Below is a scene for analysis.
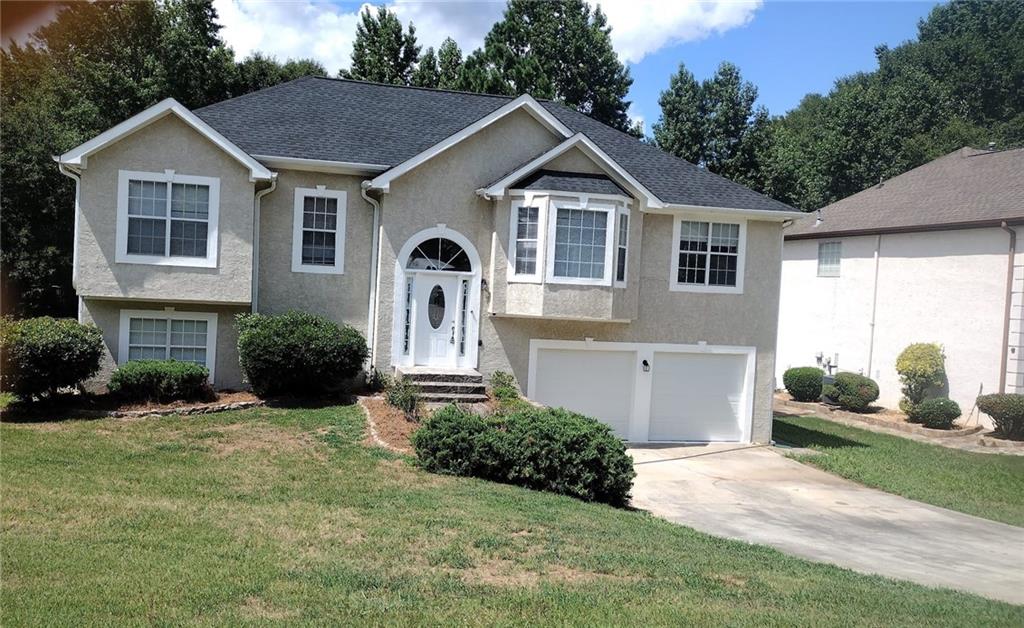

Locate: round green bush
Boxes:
[895,343,945,414]
[0,316,104,399]
[783,366,824,402]
[977,394,1024,439]
[907,397,960,429]
[823,372,879,412]
[108,360,211,402]
[236,311,368,397]
[411,405,491,476]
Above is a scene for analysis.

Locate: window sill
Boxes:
[115,254,217,269]
[507,275,543,284]
[669,283,743,295]
[291,263,345,275]
[546,275,612,287]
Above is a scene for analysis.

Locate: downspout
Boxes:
[999,222,1017,393]
[361,182,382,369]
[57,162,83,321]
[251,174,278,313]
[866,233,882,378]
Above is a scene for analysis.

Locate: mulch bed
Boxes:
[774,393,985,438]
[1,390,264,421]
[359,395,419,453]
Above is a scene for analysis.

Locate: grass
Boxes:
[774,415,1024,527]
[2,404,1021,626]
[0,392,15,411]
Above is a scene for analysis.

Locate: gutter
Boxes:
[999,221,1017,393]
[251,174,278,312]
[56,161,83,290]
[866,234,882,378]
[361,182,382,370]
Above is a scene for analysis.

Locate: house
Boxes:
[56,76,803,443]
[776,147,1024,424]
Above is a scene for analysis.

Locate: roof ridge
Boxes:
[307,75,527,101]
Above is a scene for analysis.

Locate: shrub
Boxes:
[236,311,368,396]
[895,343,945,414]
[108,360,211,402]
[386,377,420,419]
[783,367,824,402]
[908,397,961,429]
[413,405,635,506]
[0,316,104,399]
[977,394,1024,439]
[489,370,520,401]
[823,372,879,412]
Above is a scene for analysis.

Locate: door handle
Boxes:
[450,323,456,344]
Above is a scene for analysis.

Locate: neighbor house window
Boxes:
[292,187,347,274]
[118,310,218,379]
[615,211,629,284]
[817,241,841,277]
[512,205,540,277]
[547,204,614,284]
[671,218,745,293]
[116,170,220,268]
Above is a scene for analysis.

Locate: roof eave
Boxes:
[650,203,809,221]
[785,217,1024,240]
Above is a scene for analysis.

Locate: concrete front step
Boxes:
[419,392,490,404]
[415,381,487,396]
[396,366,484,384]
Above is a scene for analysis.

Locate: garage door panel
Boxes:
[649,352,746,442]
[532,348,635,438]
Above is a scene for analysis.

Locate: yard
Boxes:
[773,415,1024,527]
[2,403,1021,626]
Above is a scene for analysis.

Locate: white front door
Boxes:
[413,274,460,367]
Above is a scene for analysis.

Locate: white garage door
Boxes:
[649,351,747,441]
[530,348,636,438]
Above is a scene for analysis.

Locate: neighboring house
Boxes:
[57,76,802,443]
[777,147,1024,424]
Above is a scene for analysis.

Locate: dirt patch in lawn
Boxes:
[360,395,418,453]
[463,557,636,588]
[189,422,324,459]
[240,596,298,621]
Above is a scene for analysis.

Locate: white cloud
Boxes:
[213,0,761,73]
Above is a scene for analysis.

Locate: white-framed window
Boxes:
[670,217,746,294]
[614,209,629,286]
[509,202,542,281]
[292,186,347,274]
[817,241,841,277]
[115,170,220,268]
[117,310,218,380]
[545,200,616,285]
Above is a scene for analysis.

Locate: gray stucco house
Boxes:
[57,76,802,443]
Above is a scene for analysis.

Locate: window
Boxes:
[402,277,413,355]
[512,205,540,277]
[817,241,841,277]
[458,279,469,356]
[292,187,347,274]
[118,310,217,379]
[671,217,745,293]
[116,170,219,268]
[548,204,614,283]
[615,211,629,284]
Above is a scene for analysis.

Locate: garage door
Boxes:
[530,347,636,438]
[649,351,747,441]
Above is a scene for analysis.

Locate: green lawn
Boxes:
[2,404,1021,626]
[773,415,1024,527]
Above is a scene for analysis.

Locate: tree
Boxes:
[341,6,420,85]
[234,53,327,93]
[411,47,439,88]
[436,37,464,89]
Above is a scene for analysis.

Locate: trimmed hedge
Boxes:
[824,372,879,412]
[907,397,961,429]
[0,317,104,399]
[783,366,824,402]
[236,311,368,396]
[895,343,945,414]
[108,360,211,402]
[977,394,1024,439]
[412,405,635,506]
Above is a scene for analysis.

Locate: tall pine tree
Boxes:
[341,6,420,85]
[436,38,464,90]
[411,47,439,87]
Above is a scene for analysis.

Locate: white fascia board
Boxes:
[252,154,389,176]
[649,203,808,221]
[479,133,663,208]
[367,95,573,192]
[57,98,274,182]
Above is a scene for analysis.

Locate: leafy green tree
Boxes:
[436,37,464,89]
[234,53,327,93]
[341,6,420,85]
[412,47,439,88]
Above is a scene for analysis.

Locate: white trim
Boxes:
[614,206,630,288]
[115,169,220,268]
[506,196,545,284]
[368,95,572,192]
[544,198,617,286]
[479,133,661,208]
[527,338,756,443]
[291,186,347,274]
[253,155,389,176]
[117,309,218,382]
[651,203,807,221]
[58,98,273,182]
[510,189,632,205]
[669,215,747,295]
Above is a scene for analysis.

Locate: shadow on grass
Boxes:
[773,418,868,450]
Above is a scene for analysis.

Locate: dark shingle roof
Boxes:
[196,76,794,213]
[786,147,1024,239]
[512,170,629,197]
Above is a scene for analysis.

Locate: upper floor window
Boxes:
[670,217,746,294]
[513,205,540,278]
[116,170,220,268]
[292,187,347,274]
[817,241,841,277]
[547,202,616,285]
[615,210,629,285]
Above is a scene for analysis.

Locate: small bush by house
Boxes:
[907,397,961,429]
[895,343,945,414]
[977,394,1024,440]
[412,405,635,506]
[783,366,824,402]
[386,377,421,419]
[0,317,104,400]
[490,370,520,401]
[824,372,879,412]
[108,360,211,402]
[236,311,368,397]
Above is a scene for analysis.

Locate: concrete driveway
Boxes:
[629,444,1024,605]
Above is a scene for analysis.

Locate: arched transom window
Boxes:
[406,237,471,272]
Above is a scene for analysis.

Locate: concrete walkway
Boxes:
[629,444,1024,605]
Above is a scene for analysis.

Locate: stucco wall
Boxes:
[77,115,255,303]
[777,227,1015,426]
[255,169,373,336]
[80,298,247,390]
